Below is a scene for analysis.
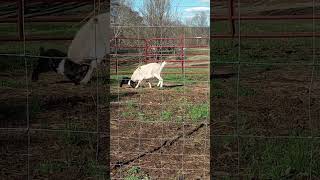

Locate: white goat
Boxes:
[128,61,167,88]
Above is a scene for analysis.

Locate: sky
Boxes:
[131,0,210,26]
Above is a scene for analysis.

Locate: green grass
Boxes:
[186,55,209,61]
[124,166,150,180]
[0,79,26,88]
[173,86,186,93]
[84,160,107,178]
[161,111,173,121]
[187,103,209,122]
[241,138,313,179]
[62,122,96,146]
[212,89,225,98]
[36,160,106,178]
[121,100,137,117]
[29,96,44,126]
[36,161,67,175]
[238,86,257,97]
[0,23,17,36]
[211,38,314,64]
[0,23,74,54]
[212,20,315,34]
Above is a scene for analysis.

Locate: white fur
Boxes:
[129,61,167,88]
[56,59,65,75]
[68,12,110,84]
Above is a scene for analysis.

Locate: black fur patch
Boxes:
[63,59,90,85]
[32,47,66,81]
[32,47,90,85]
[120,77,136,88]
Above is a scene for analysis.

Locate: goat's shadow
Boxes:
[162,84,184,88]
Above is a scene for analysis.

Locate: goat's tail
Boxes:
[159,61,167,72]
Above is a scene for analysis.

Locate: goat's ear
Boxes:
[39,47,45,55]
[119,79,126,87]
[129,80,135,88]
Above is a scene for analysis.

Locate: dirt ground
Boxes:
[0,64,210,179]
[1,57,320,178]
[211,64,320,178]
[110,81,210,179]
[0,69,108,179]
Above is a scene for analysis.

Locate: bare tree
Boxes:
[111,0,143,49]
[139,0,182,39]
[190,11,209,27]
[140,0,172,27]
[186,11,209,38]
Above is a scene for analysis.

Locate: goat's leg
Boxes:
[156,78,161,87]
[147,81,152,88]
[135,80,142,88]
[154,74,163,88]
[155,76,161,87]
[80,62,95,84]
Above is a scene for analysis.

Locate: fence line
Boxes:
[211,0,319,38]
[111,36,209,74]
[211,0,319,177]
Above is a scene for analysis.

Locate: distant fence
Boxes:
[0,0,106,41]
[110,36,210,75]
[211,0,320,39]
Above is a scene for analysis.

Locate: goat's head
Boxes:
[63,59,90,85]
[120,77,136,88]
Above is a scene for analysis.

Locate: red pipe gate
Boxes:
[110,36,209,75]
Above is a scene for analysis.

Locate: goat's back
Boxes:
[131,63,161,81]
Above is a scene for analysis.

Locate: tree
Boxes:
[111,0,143,35]
[140,0,173,27]
[186,11,209,38]
[190,11,209,27]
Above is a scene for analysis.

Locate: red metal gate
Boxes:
[110,36,209,75]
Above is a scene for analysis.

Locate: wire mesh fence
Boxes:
[110,31,210,179]
[211,0,320,178]
[110,1,210,179]
[0,0,109,179]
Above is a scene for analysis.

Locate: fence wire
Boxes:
[211,0,319,179]
[0,0,109,179]
[110,1,210,178]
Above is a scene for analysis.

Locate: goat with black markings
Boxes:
[120,61,167,89]
[32,47,90,85]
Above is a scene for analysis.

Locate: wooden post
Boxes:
[228,0,235,38]
[17,0,24,41]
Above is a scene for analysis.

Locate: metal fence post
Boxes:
[144,39,148,63]
[180,35,184,73]
[115,37,118,74]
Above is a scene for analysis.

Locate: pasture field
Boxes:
[0,19,210,178]
[1,1,320,178]
[109,46,210,178]
[212,23,320,180]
